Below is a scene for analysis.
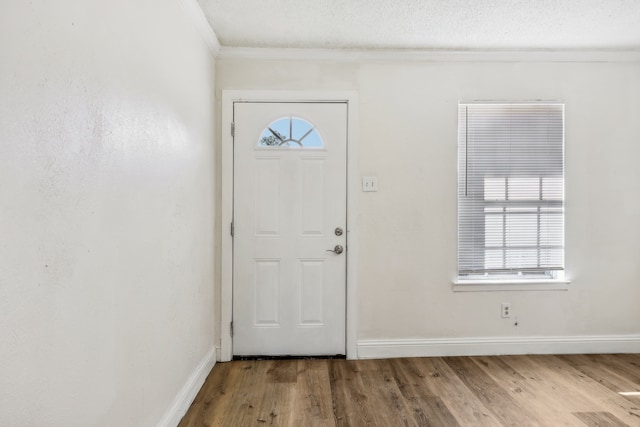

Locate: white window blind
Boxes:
[458,103,564,278]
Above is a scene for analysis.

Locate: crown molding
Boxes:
[178,0,220,56]
[217,46,640,63]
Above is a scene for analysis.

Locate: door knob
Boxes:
[326,245,344,255]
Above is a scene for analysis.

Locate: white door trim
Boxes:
[220,90,359,361]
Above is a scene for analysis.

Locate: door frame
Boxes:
[220,90,359,361]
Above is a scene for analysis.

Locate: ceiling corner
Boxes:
[179,0,221,56]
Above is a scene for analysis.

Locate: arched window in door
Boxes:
[257,116,324,148]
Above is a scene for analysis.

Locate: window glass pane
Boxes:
[508,177,540,200]
[505,249,537,268]
[291,117,308,140]
[505,214,537,246]
[484,178,506,200]
[540,213,564,246]
[539,248,564,267]
[485,215,504,247]
[542,177,564,200]
[299,129,323,148]
[258,128,284,146]
[270,119,290,140]
[484,249,504,269]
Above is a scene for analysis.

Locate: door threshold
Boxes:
[232,354,346,361]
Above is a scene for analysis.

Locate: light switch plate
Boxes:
[362,176,378,192]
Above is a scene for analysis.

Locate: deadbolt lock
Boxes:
[334,227,343,236]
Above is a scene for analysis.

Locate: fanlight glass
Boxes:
[258,117,324,148]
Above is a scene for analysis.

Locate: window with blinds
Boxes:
[458,103,564,280]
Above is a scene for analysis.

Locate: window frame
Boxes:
[455,101,568,290]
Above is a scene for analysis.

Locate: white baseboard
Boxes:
[157,347,216,427]
[357,335,640,359]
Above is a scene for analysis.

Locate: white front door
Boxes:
[233,102,347,356]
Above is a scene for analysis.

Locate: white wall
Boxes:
[217,57,640,355]
[0,1,216,425]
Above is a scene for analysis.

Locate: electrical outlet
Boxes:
[362,176,378,192]
[501,303,511,318]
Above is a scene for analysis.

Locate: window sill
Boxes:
[452,279,570,292]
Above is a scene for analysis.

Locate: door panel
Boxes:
[233,102,347,356]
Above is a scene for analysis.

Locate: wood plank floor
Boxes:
[178,354,640,427]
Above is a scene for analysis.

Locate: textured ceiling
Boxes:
[197,0,640,50]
